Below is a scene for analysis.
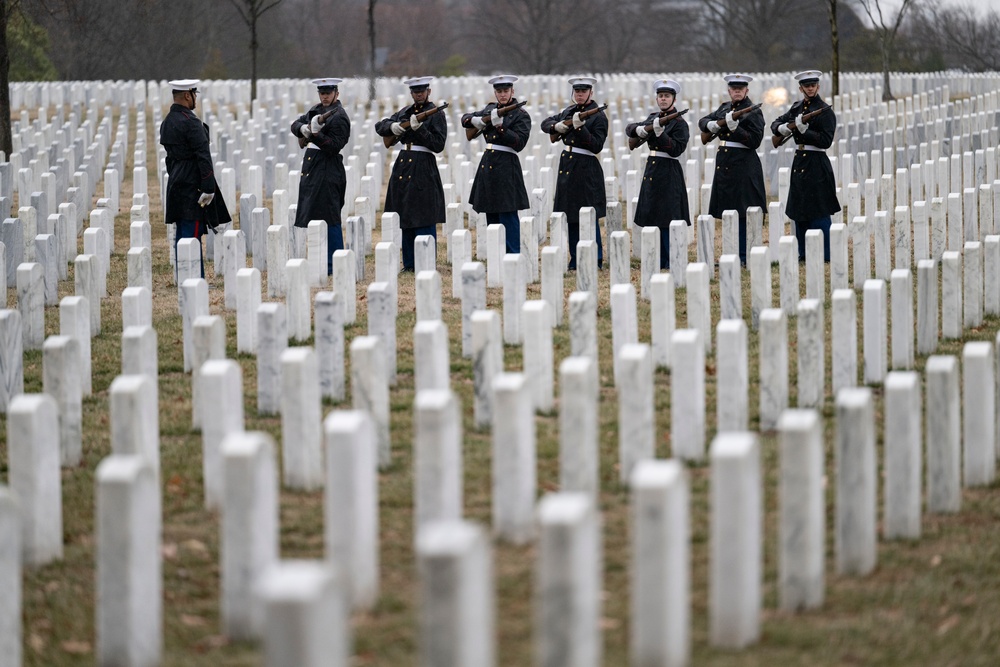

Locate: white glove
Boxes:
[554,121,570,134]
[707,120,721,134]
[409,114,422,131]
[795,116,810,133]
[778,122,794,137]
[572,112,585,129]
[197,192,215,207]
[310,115,323,133]
[724,110,740,131]
[299,123,312,138]
[391,122,405,137]
[490,108,502,126]
[652,120,665,137]
[636,125,648,139]
[471,116,487,130]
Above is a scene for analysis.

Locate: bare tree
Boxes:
[827,0,839,95]
[909,3,1000,71]
[699,0,809,71]
[225,0,285,101]
[0,0,12,156]
[465,0,606,74]
[855,0,917,100]
[367,0,376,105]
[25,0,209,80]
[591,1,654,72]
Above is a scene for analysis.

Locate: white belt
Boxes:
[563,146,596,157]
[721,141,749,149]
[485,143,516,155]
[648,150,678,160]
[404,144,433,154]
[796,145,826,152]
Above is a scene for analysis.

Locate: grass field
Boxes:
[3,107,1000,666]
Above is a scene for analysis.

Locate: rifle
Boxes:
[297,108,337,149]
[382,101,450,149]
[465,100,528,141]
[627,108,689,151]
[548,103,609,144]
[699,102,762,145]
[770,105,832,148]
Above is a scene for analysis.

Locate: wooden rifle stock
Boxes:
[699,102,763,145]
[548,103,609,143]
[382,101,450,149]
[627,108,689,151]
[297,109,337,148]
[770,105,832,148]
[465,100,528,141]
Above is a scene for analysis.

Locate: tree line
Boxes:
[7,0,1000,84]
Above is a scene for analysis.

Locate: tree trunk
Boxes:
[828,0,840,96]
[881,41,893,101]
[0,0,12,157]
[368,0,376,107]
[251,15,258,102]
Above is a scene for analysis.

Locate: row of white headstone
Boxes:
[162,199,1000,664]
[4,249,996,666]
[5,74,1000,664]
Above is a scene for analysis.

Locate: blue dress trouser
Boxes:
[794,215,832,261]
[174,220,204,280]
[566,218,603,269]
[402,225,437,270]
[487,212,520,253]
[328,223,344,275]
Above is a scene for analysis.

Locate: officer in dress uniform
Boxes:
[542,76,608,270]
[698,73,767,265]
[160,79,231,278]
[374,76,447,271]
[625,78,690,269]
[461,75,531,253]
[771,70,841,261]
[292,78,351,274]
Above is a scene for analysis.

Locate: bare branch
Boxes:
[258,0,283,18]
[224,0,251,26]
[911,3,1000,71]
[890,0,915,35]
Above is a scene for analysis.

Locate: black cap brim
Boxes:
[799,79,820,86]
[409,85,430,92]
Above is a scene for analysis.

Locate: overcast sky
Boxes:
[975,0,1000,12]
[854,0,1000,26]
[870,0,1000,16]
[936,0,1000,13]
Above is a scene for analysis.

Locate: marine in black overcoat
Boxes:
[698,99,767,222]
[160,103,231,232]
[626,112,690,229]
[374,102,447,229]
[770,97,841,221]
[542,100,608,225]
[291,100,351,228]
[462,101,531,214]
